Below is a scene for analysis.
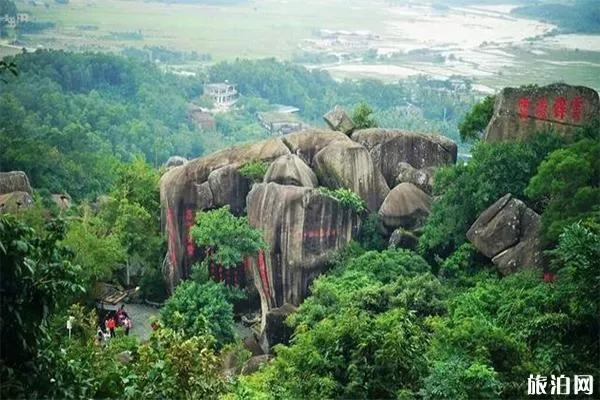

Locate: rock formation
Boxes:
[0,191,33,214]
[51,193,72,210]
[484,83,600,142]
[378,182,431,232]
[351,129,457,188]
[323,105,355,135]
[0,171,33,195]
[394,162,435,194]
[264,154,317,188]
[160,128,457,351]
[164,156,188,168]
[388,228,419,251]
[313,140,389,211]
[247,182,360,344]
[466,194,542,275]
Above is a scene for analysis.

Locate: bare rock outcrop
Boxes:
[351,129,457,188]
[467,194,542,275]
[207,165,250,214]
[164,156,188,168]
[323,106,355,135]
[51,193,72,210]
[394,162,435,194]
[264,154,317,188]
[246,182,360,350]
[281,129,352,167]
[484,83,600,142]
[314,140,389,211]
[0,191,34,214]
[160,138,291,293]
[0,171,33,195]
[259,303,297,354]
[378,182,431,231]
[388,228,419,251]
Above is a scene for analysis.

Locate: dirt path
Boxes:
[125,303,160,341]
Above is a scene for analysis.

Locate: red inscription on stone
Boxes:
[518,97,530,120]
[184,209,195,257]
[535,97,548,120]
[257,250,270,298]
[571,96,583,122]
[166,208,178,267]
[301,228,338,239]
[553,96,567,121]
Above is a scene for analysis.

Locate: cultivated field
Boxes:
[11,0,600,91]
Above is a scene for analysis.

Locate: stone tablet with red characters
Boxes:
[484,83,599,142]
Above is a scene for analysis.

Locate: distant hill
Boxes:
[512,0,600,34]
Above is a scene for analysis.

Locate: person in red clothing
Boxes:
[106,317,116,338]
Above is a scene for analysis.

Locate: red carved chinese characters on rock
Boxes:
[185,209,195,257]
[166,209,178,267]
[535,97,548,120]
[518,97,530,120]
[553,96,567,121]
[571,96,583,122]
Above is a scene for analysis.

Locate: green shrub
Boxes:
[318,187,366,213]
[160,280,236,349]
[239,160,269,183]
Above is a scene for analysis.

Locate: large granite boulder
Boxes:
[314,140,390,211]
[388,228,419,251]
[281,129,353,167]
[51,193,72,210]
[160,138,291,293]
[0,191,33,214]
[208,165,250,215]
[0,171,32,195]
[351,129,457,188]
[484,83,600,142]
[259,303,297,354]
[264,154,318,188]
[323,105,355,135]
[467,194,542,275]
[246,182,360,350]
[164,156,188,168]
[394,162,435,194]
[378,183,431,231]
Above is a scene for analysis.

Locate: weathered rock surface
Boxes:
[467,194,542,275]
[0,191,33,214]
[351,129,457,188]
[51,193,72,210]
[314,140,389,211]
[282,129,352,167]
[241,354,274,375]
[394,162,435,194]
[0,171,33,195]
[323,105,355,135]
[388,228,419,251]
[264,154,318,188]
[159,129,457,351]
[160,138,291,293]
[484,83,600,142]
[164,156,188,168]
[259,303,297,354]
[208,165,250,214]
[378,183,431,231]
[247,182,360,307]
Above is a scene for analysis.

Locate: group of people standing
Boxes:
[96,304,132,346]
